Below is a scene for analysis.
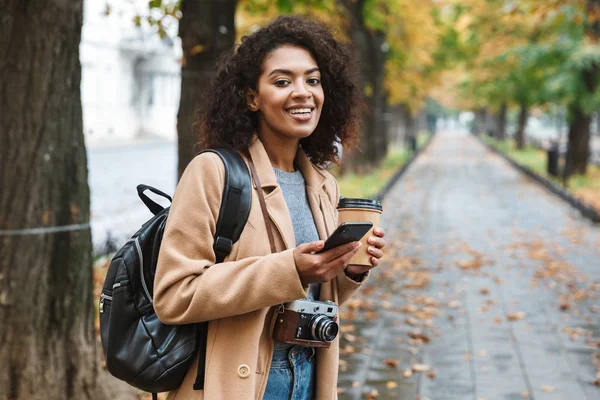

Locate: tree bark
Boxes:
[339,0,388,173]
[566,104,591,175]
[495,102,507,140]
[565,0,600,174]
[177,0,237,179]
[0,1,106,399]
[515,103,528,149]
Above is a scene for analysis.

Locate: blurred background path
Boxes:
[87,138,177,251]
[337,129,600,400]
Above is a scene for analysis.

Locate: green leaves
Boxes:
[149,0,162,9]
[276,0,294,13]
[363,0,387,32]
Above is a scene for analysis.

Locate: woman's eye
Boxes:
[307,78,320,85]
[274,80,290,86]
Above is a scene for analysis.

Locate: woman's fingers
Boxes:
[367,236,385,249]
[320,241,361,262]
[373,227,386,237]
[367,246,384,259]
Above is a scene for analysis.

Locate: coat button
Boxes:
[237,364,251,378]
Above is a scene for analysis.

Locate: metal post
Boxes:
[547,141,560,177]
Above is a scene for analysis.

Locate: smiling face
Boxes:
[246,45,325,144]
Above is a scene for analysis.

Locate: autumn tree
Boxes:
[385,0,442,142]
[0,1,109,398]
[563,0,600,174]
[436,0,542,145]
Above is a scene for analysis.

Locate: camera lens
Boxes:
[310,315,339,343]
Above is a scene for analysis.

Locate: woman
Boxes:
[154,15,386,400]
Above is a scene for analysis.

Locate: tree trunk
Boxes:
[565,1,600,175]
[0,1,106,399]
[566,104,591,175]
[496,102,507,140]
[340,0,388,173]
[472,108,486,135]
[387,105,404,146]
[403,104,417,145]
[515,103,528,149]
[177,0,237,179]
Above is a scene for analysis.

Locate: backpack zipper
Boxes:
[134,237,153,303]
[99,293,112,314]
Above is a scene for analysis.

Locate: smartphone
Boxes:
[315,222,373,254]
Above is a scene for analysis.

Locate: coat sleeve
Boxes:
[326,173,370,306]
[153,153,308,325]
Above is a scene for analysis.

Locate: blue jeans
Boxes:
[263,345,316,400]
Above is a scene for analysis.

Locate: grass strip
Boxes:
[332,133,429,199]
[483,136,600,212]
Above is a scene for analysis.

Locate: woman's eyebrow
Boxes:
[268,67,320,77]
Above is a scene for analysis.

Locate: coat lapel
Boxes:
[248,138,296,250]
[295,149,334,240]
[247,137,336,249]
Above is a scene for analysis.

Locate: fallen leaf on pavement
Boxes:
[343,333,358,343]
[386,381,398,389]
[408,331,431,343]
[559,302,570,312]
[412,364,432,372]
[541,385,555,392]
[384,359,398,368]
[507,312,526,321]
[448,300,461,309]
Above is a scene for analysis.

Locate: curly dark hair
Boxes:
[196,15,364,167]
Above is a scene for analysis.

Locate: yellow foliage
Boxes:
[384,0,442,111]
[236,0,347,42]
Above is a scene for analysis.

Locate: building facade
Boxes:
[81,0,181,147]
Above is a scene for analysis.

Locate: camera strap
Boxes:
[247,156,277,254]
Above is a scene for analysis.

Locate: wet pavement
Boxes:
[337,130,600,400]
[87,138,177,251]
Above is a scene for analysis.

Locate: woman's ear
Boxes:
[245,89,259,112]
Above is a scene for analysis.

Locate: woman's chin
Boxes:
[286,124,318,139]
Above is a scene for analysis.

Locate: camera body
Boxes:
[272,299,339,348]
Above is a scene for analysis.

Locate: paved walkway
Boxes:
[338,130,600,400]
[87,139,177,251]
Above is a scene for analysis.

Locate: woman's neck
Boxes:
[258,132,299,172]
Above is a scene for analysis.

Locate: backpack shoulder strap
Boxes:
[199,147,252,263]
[193,148,251,392]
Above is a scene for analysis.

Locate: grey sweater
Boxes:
[273,168,321,350]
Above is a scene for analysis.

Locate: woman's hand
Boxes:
[345,227,386,277]
[293,240,362,286]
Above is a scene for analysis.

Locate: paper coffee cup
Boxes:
[337,197,383,267]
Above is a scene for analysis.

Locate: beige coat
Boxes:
[154,137,367,399]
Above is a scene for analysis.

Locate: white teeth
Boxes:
[288,108,312,115]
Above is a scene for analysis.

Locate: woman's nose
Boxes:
[292,82,311,98]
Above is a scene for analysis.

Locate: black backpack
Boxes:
[99,148,252,397]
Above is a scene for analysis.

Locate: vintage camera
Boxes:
[272,299,339,348]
